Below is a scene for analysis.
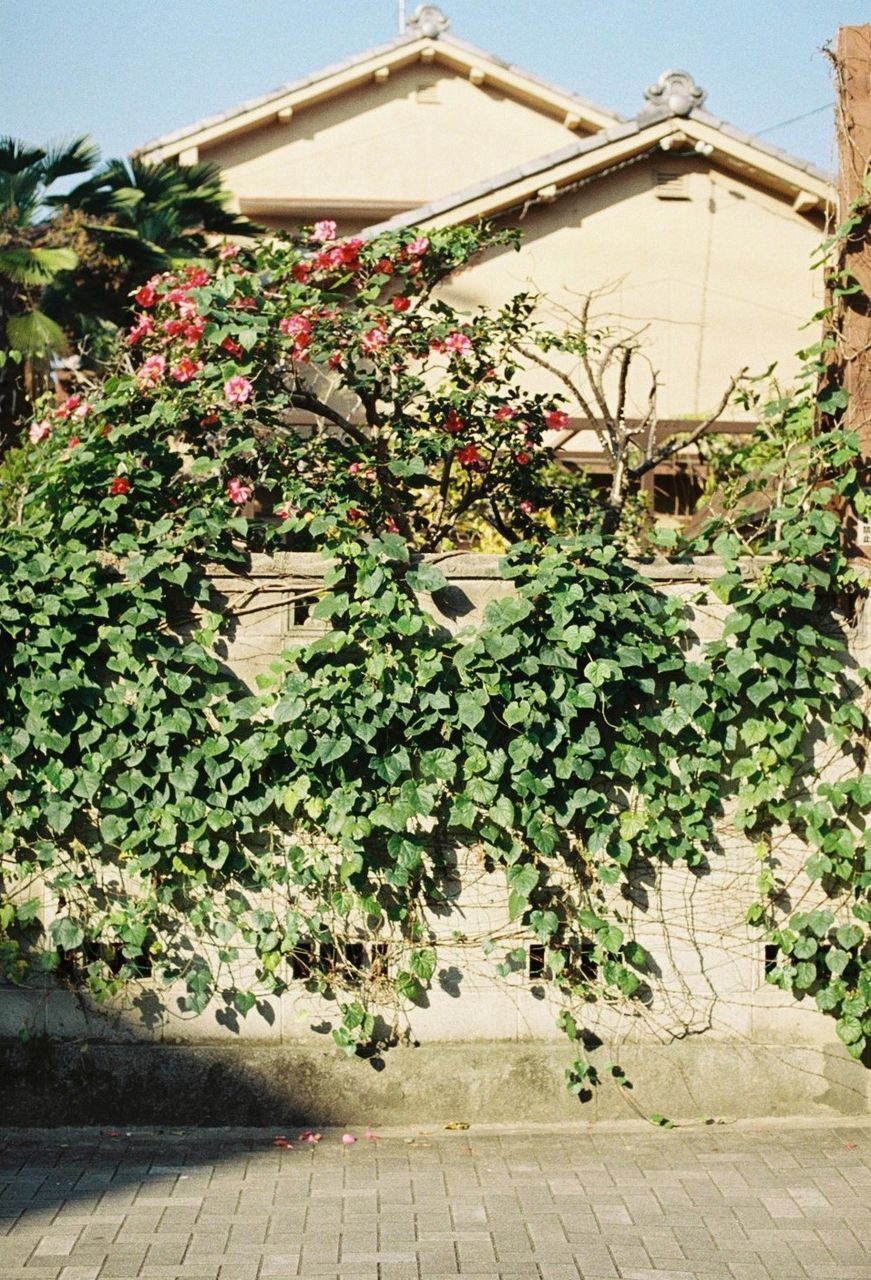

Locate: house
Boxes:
[133,5,620,236]
[134,6,835,513]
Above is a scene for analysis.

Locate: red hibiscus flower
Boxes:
[456,445,480,467]
[134,282,158,308]
[544,409,570,429]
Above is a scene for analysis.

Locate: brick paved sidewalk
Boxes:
[0,1119,868,1280]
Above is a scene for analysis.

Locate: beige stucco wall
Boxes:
[203,65,575,232]
[435,156,824,419]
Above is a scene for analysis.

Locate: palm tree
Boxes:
[0,142,260,446]
[47,157,259,334]
[0,135,99,438]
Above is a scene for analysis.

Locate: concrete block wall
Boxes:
[1,553,868,1123]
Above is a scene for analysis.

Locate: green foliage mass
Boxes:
[0,221,868,1092]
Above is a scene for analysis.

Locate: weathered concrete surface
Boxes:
[0,1038,866,1128]
[0,1119,869,1279]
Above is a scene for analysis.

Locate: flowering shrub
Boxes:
[10,222,604,557]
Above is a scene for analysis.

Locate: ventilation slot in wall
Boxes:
[654,171,691,200]
[289,939,389,985]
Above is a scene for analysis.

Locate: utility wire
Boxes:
[755,102,833,137]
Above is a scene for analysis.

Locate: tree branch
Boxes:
[285,390,370,449]
[628,368,749,480]
[520,343,616,458]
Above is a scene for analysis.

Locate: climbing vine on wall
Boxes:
[0,222,869,1091]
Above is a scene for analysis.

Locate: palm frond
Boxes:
[41,135,100,184]
[0,137,47,176]
[0,245,78,284]
[6,308,67,355]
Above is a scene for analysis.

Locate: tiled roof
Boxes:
[361,107,832,236]
[133,30,622,157]
[688,107,831,183]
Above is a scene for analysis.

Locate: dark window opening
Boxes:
[83,938,153,979]
[291,596,312,626]
[652,469,705,516]
[528,943,546,979]
[291,938,384,984]
[579,939,598,983]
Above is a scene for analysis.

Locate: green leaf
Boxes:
[488,795,515,830]
[43,799,73,833]
[406,563,448,592]
[393,969,422,1001]
[49,917,84,952]
[836,924,864,950]
[274,695,305,725]
[456,692,486,730]
[506,862,538,906]
[409,948,437,981]
[319,735,352,765]
[623,940,647,969]
[6,308,67,355]
[0,245,77,285]
[836,1015,864,1045]
[503,700,531,726]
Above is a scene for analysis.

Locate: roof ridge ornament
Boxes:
[407,5,450,38]
[641,69,706,118]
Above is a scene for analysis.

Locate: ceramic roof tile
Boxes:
[689,109,832,183]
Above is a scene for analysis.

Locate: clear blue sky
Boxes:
[1,1,868,171]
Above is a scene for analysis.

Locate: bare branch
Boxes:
[520,343,616,458]
[614,345,633,433]
[628,368,749,480]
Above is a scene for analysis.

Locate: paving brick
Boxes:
[0,1122,867,1280]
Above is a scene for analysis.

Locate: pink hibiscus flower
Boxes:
[224,375,253,405]
[311,219,337,244]
[127,314,154,345]
[444,332,472,357]
[361,327,389,354]
[29,420,51,444]
[137,354,166,388]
